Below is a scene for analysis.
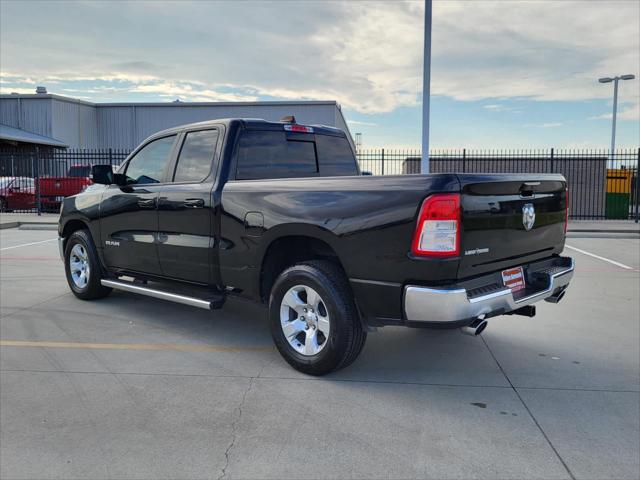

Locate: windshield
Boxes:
[0,177,14,188]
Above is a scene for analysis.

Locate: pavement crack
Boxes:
[481,335,577,480]
[217,375,255,480]
[0,291,71,320]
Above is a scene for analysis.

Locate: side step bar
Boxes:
[101,279,225,310]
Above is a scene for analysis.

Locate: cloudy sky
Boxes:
[1,0,638,149]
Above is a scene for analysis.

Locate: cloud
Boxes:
[564,141,599,149]
[109,61,169,74]
[0,86,35,94]
[347,120,378,127]
[130,81,259,102]
[0,1,638,117]
[589,103,640,121]
[523,122,564,128]
[483,103,522,113]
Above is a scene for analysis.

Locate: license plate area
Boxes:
[502,266,525,292]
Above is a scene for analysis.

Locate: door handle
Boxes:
[184,198,205,208]
[137,198,156,209]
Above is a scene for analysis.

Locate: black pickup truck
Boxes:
[58,117,574,375]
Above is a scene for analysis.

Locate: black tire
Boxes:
[269,260,367,375]
[64,229,112,300]
[0,197,7,212]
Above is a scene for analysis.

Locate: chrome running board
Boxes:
[101,279,224,310]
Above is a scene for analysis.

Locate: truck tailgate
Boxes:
[38,177,90,196]
[458,174,567,278]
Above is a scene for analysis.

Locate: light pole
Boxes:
[421,0,432,173]
[598,74,635,154]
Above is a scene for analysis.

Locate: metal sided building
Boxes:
[0,89,354,152]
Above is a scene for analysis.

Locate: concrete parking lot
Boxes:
[1,227,638,480]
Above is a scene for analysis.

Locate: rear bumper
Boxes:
[404,256,574,326]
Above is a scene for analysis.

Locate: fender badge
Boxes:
[465,248,489,256]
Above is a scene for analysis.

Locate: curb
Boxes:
[1,221,58,230]
[567,232,640,239]
[569,229,639,234]
[19,224,58,231]
[0,222,19,230]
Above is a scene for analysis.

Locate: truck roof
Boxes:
[148,118,347,141]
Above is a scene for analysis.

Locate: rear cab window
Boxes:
[235,128,358,180]
[316,135,358,176]
[236,131,317,180]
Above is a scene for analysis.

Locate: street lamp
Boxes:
[421,0,433,173]
[598,74,636,153]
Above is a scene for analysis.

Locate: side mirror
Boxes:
[113,173,127,186]
[362,171,373,176]
[91,165,114,185]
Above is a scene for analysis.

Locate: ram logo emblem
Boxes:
[522,204,536,231]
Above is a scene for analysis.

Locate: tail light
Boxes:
[564,187,569,234]
[411,193,461,257]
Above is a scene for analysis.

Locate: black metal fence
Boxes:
[0,147,638,221]
[0,148,129,213]
[358,148,640,221]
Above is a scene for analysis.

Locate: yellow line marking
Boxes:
[0,340,274,353]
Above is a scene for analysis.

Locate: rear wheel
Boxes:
[269,260,366,375]
[0,197,7,212]
[64,229,112,300]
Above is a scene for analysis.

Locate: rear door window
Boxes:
[236,131,318,180]
[173,129,220,182]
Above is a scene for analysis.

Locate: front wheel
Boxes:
[269,260,367,375]
[64,229,112,300]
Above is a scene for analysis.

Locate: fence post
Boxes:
[462,148,466,173]
[34,147,41,216]
[550,147,554,172]
[635,148,640,223]
[381,148,385,175]
[109,147,113,165]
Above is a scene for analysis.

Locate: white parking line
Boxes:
[565,244,634,270]
[3,238,635,271]
[0,238,57,251]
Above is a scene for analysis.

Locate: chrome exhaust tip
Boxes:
[461,318,488,336]
[545,288,567,304]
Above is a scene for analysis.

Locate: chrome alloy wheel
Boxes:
[280,284,330,356]
[69,243,90,289]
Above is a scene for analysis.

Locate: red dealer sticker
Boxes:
[502,266,526,292]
